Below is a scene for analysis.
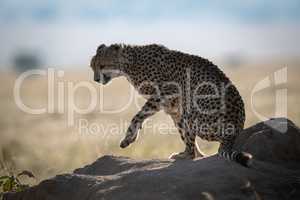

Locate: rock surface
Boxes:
[4,118,300,200]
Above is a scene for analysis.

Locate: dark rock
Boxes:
[4,118,300,200]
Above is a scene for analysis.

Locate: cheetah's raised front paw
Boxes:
[120,139,130,148]
[120,136,136,148]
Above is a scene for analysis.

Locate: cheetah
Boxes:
[90,44,252,167]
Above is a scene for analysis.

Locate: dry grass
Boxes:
[0,59,299,181]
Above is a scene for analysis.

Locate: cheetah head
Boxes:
[90,44,127,85]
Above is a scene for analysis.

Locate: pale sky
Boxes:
[0,0,299,68]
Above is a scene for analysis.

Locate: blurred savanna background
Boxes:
[0,0,299,183]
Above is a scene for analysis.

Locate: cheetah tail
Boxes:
[219,151,253,167]
[235,152,253,167]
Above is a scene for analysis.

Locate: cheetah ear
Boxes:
[97,44,106,54]
[110,44,121,52]
[107,44,122,55]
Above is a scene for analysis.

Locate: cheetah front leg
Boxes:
[169,122,205,160]
[169,131,204,160]
[120,97,161,148]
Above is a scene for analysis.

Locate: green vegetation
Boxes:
[0,170,35,199]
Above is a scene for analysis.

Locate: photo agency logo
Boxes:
[13,67,288,134]
[13,68,136,127]
[251,67,288,132]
